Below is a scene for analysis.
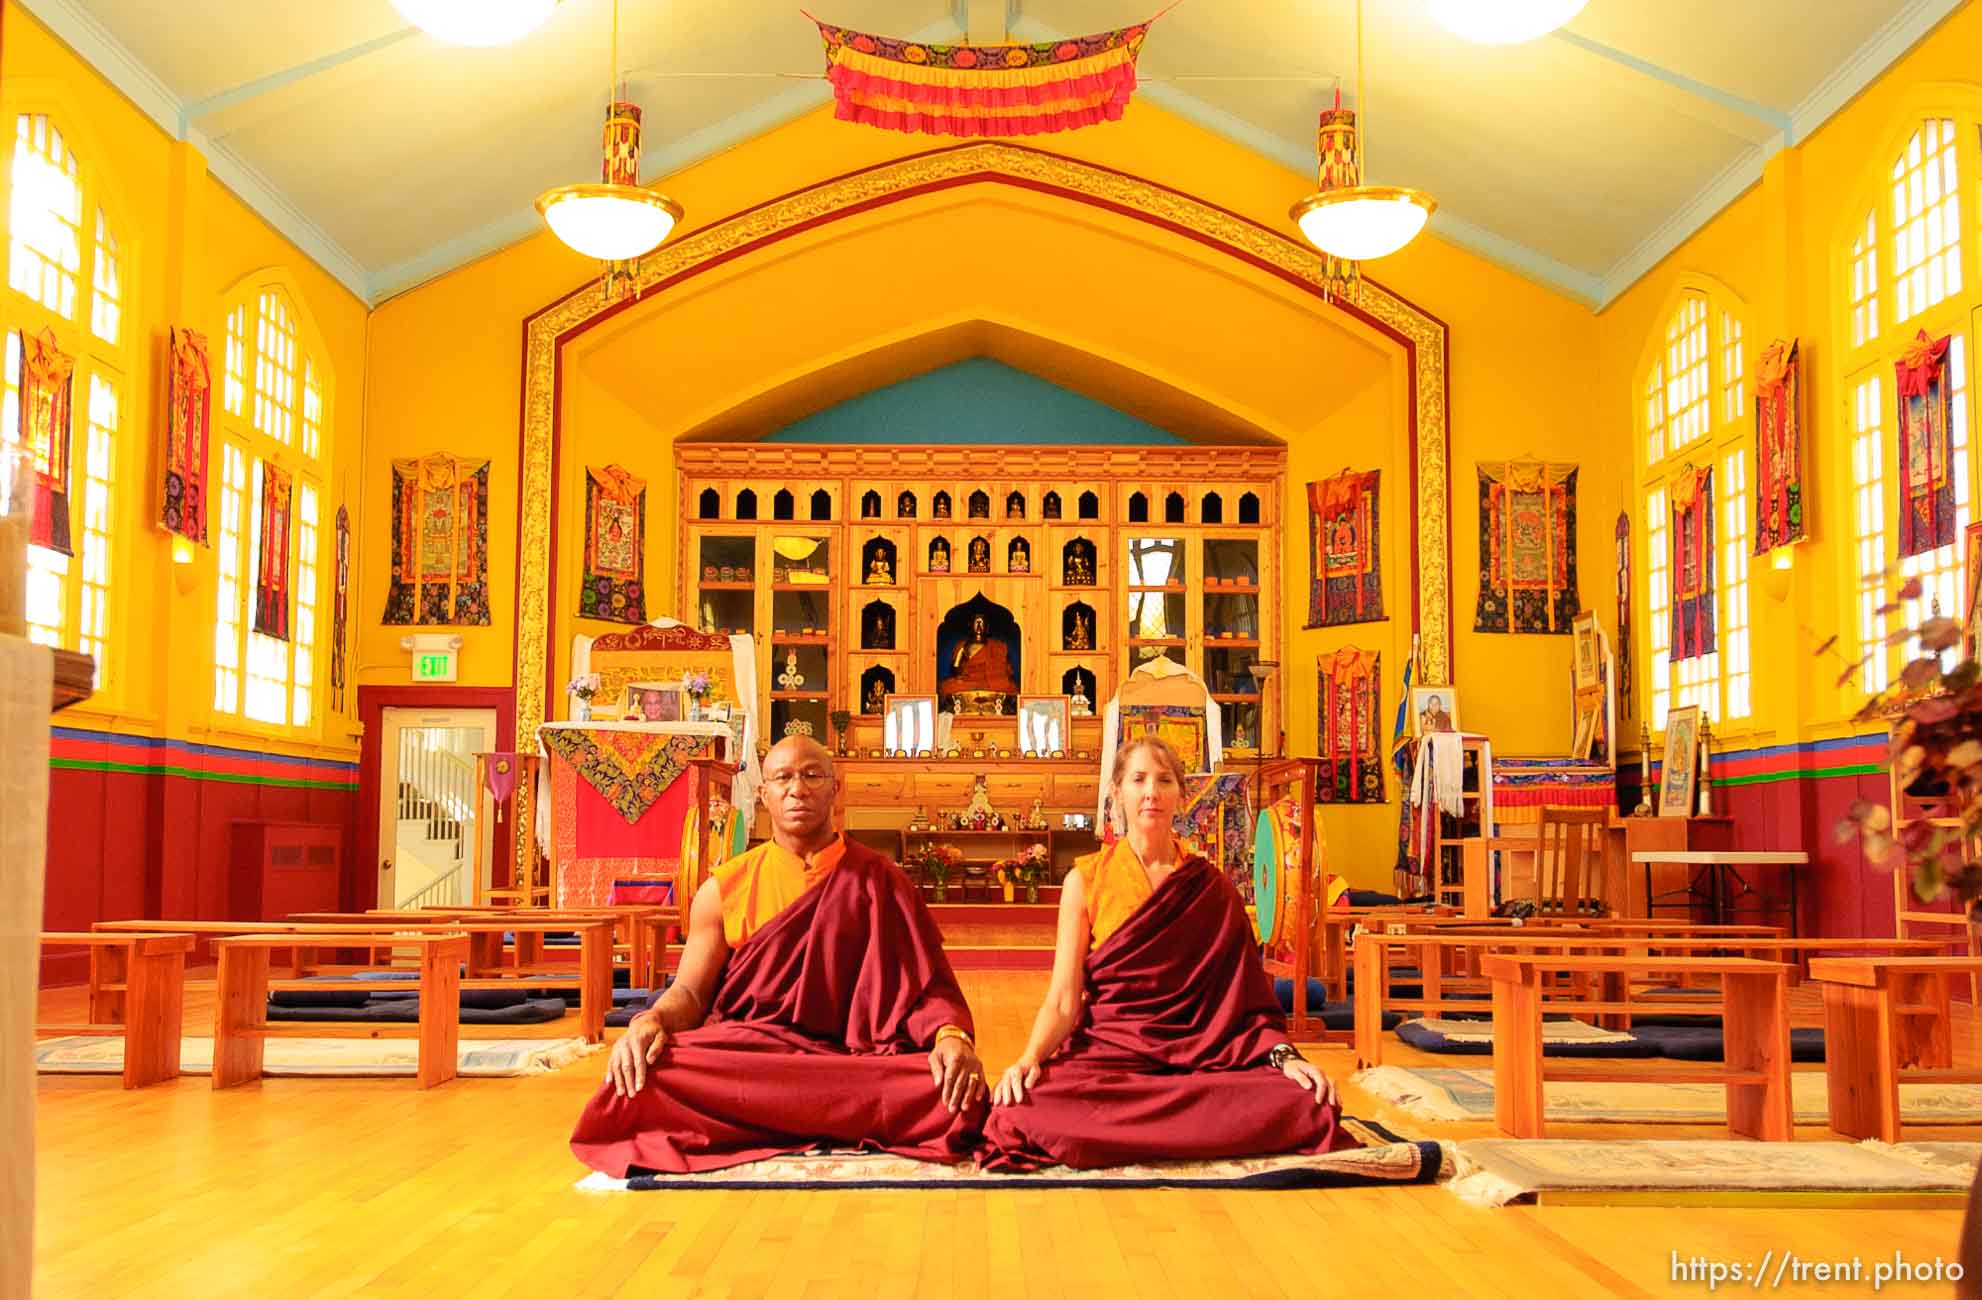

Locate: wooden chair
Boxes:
[1809,955,1982,1141]
[37,933,194,1088]
[1529,808,1612,918]
[1890,868,1982,1006]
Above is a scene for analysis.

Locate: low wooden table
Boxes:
[1482,953,1794,1140]
[1808,955,1982,1142]
[37,933,195,1088]
[1631,850,1809,932]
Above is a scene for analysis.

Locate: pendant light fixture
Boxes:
[1289,0,1435,265]
[535,0,683,283]
[1428,0,1588,45]
[392,0,558,47]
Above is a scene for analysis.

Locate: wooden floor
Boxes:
[34,971,1977,1298]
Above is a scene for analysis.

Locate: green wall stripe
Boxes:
[50,757,359,791]
[1699,763,1886,789]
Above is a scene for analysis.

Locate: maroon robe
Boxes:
[978,855,1351,1170]
[570,839,984,1175]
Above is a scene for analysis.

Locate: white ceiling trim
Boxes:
[13,0,375,303]
[1787,0,1967,143]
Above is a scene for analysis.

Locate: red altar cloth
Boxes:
[1491,756,1616,825]
[541,723,725,909]
[978,855,1351,1170]
[569,840,982,1175]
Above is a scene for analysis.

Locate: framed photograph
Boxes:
[1964,520,1982,661]
[1410,686,1459,737]
[1571,700,1600,760]
[1571,610,1601,690]
[622,682,684,723]
[1658,705,1701,817]
[882,694,938,756]
[1017,695,1070,756]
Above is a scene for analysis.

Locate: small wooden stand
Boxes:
[473,752,546,907]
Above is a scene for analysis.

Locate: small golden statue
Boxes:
[1066,550,1093,585]
[865,677,886,714]
[967,537,991,573]
[1010,540,1030,573]
[930,538,950,573]
[1067,609,1092,651]
[866,553,893,585]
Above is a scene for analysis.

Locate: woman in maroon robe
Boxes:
[980,736,1348,1170]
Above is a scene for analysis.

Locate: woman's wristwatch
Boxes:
[1267,1043,1304,1070]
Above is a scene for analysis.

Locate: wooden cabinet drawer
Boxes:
[1050,774,1099,808]
[910,773,975,804]
[841,770,910,804]
[985,774,1048,806]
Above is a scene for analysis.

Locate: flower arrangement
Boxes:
[683,671,712,701]
[1827,576,1982,911]
[998,844,1050,892]
[566,673,602,702]
[905,843,964,898]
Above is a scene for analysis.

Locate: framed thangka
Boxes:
[1670,464,1715,661]
[1753,339,1805,552]
[1316,647,1383,803]
[331,504,350,710]
[17,327,75,555]
[252,461,293,640]
[1614,512,1632,713]
[383,453,491,626]
[1474,460,1578,633]
[582,464,646,624]
[1897,330,1956,559]
[1965,521,1982,662]
[1304,469,1381,627]
[160,327,211,544]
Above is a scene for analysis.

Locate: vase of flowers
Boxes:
[908,843,963,903]
[684,671,711,721]
[1000,843,1050,904]
[567,672,601,723]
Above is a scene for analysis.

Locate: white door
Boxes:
[377,708,498,909]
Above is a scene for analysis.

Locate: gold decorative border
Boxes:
[515,141,1451,871]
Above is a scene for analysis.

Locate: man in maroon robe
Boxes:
[571,737,987,1176]
[978,853,1350,1170]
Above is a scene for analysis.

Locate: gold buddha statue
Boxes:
[942,614,1016,714]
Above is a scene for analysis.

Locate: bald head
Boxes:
[760,735,839,850]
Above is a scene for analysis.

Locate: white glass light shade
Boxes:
[392,0,557,46]
[1290,186,1436,261]
[535,185,683,262]
[1428,0,1588,44]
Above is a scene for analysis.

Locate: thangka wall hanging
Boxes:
[813,15,1150,137]
[581,464,646,624]
[331,504,350,710]
[1317,647,1383,804]
[1670,464,1715,662]
[383,453,492,626]
[160,327,211,545]
[17,328,75,556]
[1753,338,1805,552]
[1897,329,1956,559]
[1614,512,1632,713]
[1305,469,1382,627]
[252,461,293,641]
[1474,460,1579,634]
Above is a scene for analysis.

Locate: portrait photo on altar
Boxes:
[1410,686,1459,737]
[622,682,684,722]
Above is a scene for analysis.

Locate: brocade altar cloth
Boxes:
[539,721,729,908]
[1490,757,1617,825]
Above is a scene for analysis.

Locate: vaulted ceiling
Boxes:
[20,0,1964,307]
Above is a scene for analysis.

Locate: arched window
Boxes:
[1837,106,1982,693]
[210,277,331,729]
[1636,282,1751,730]
[2,111,128,688]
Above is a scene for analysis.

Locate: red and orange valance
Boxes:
[812,15,1152,137]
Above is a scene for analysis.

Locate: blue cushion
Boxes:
[268,996,569,1024]
[1395,1017,1660,1058]
[1631,1024,1826,1062]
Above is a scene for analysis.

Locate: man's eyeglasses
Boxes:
[765,768,833,791]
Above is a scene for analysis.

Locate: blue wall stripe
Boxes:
[51,726,360,775]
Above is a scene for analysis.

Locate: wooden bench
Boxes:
[37,933,195,1088]
[212,933,470,1089]
[296,905,668,991]
[1808,955,1982,1142]
[1481,954,1794,1140]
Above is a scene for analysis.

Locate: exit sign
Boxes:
[413,649,457,682]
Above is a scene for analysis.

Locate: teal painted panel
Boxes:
[763,358,1188,445]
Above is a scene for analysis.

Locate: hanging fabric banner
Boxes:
[1316,647,1383,804]
[1614,512,1632,713]
[1670,464,1716,662]
[331,504,350,709]
[159,327,211,545]
[383,453,492,626]
[17,328,75,556]
[252,461,293,641]
[812,14,1150,138]
[582,464,646,624]
[1474,460,1579,634]
[1304,469,1382,628]
[1897,329,1956,559]
[1753,338,1805,552]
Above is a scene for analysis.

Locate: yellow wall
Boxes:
[2,0,368,761]
[1595,2,1982,756]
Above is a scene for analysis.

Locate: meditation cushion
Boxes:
[1395,1017,1660,1058]
[268,997,569,1025]
[1345,890,1404,907]
[1629,1023,1826,1063]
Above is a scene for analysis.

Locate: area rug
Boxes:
[34,1035,600,1078]
[1447,1139,1982,1207]
[574,1117,1447,1191]
[1354,1066,1982,1127]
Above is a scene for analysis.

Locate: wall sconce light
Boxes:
[171,535,198,594]
[1761,546,1794,603]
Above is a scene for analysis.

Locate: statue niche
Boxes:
[937,596,1020,716]
[860,599,895,650]
[1062,537,1097,586]
[860,664,896,716]
[861,537,896,585]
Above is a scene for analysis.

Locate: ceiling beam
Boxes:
[1546,29,1791,143]
[181,28,419,134]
